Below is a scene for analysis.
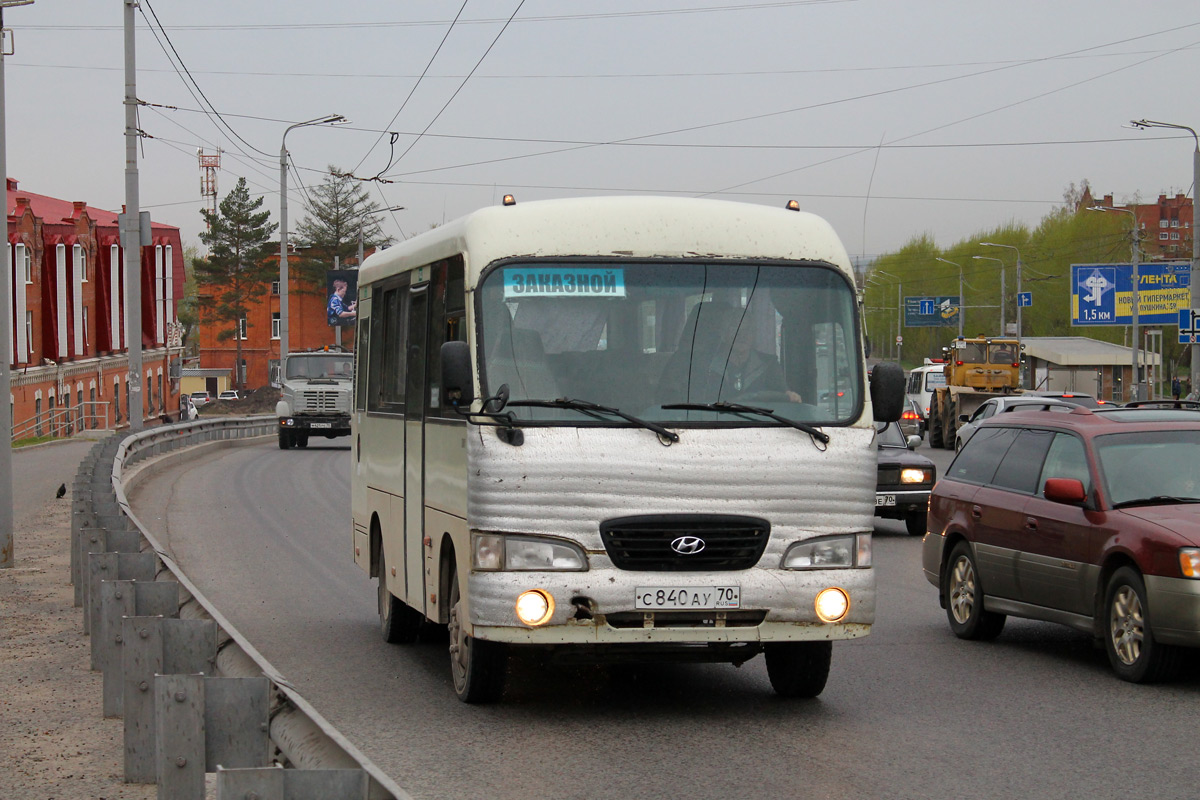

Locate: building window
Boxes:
[271,281,280,295]
[271,312,281,340]
[237,317,248,340]
[1160,232,1169,240]
[18,244,30,283]
[1172,232,1180,240]
[25,311,32,359]
[82,307,89,350]
[1160,219,1169,228]
[75,244,87,282]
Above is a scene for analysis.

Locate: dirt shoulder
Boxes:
[0,495,154,800]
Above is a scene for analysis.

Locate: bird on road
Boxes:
[55,483,66,499]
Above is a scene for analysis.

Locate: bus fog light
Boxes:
[815,588,849,622]
[515,590,555,626]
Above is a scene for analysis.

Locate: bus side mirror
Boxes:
[870,361,904,422]
[441,341,475,408]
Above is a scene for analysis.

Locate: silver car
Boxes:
[954,395,1073,451]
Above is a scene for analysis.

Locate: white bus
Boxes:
[351,196,903,702]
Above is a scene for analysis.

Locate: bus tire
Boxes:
[764,641,831,698]
[379,551,422,644]
[448,575,507,703]
[297,434,309,448]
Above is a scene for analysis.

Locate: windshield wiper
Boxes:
[661,401,830,444]
[1113,495,1200,509]
[507,397,680,443]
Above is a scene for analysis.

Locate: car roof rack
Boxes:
[1122,399,1200,410]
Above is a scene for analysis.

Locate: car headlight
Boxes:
[782,534,870,569]
[1181,548,1200,578]
[472,533,587,571]
[900,467,932,484]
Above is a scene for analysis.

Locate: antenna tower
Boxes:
[198,148,221,224]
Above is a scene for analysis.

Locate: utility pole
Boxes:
[0,0,34,569]
[124,0,143,430]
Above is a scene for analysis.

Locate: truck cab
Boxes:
[275,349,354,449]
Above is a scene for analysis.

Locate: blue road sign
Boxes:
[1072,262,1190,326]
[904,296,960,327]
[1181,309,1200,344]
[1017,291,1032,308]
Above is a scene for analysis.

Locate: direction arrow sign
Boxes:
[1181,308,1200,344]
[1018,291,1032,308]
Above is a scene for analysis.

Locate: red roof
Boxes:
[5,178,178,231]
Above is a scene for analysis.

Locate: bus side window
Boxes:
[367,283,408,412]
[356,287,370,411]
[425,257,466,417]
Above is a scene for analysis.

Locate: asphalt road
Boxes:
[127,436,1200,800]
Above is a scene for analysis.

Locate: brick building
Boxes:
[6,178,185,438]
[1082,188,1194,259]
[196,253,355,390]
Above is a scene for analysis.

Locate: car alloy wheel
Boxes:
[948,554,977,625]
[1108,584,1143,667]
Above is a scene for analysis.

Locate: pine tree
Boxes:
[195,178,278,391]
[293,166,395,289]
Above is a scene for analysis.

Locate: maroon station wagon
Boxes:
[922,405,1200,683]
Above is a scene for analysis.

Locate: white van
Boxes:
[906,359,947,420]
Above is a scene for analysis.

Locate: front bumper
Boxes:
[467,565,875,646]
[278,415,351,435]
[874,488,931,518]
[1145,574,1200,647]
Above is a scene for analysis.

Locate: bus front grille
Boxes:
[599,514,770,572]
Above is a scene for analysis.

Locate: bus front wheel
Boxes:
[448,576,507,703]
[763,641,832,698]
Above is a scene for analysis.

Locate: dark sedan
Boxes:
[875,420,936,536]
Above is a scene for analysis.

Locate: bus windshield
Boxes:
[477,260,861,425]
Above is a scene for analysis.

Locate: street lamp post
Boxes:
[935,257,965,337]
[972,255,1006,334]
[877,270,902,364]
[0,0,34,570]
[355,205,404,267]
[1131,119,1200,398]
[1088,205,1142,401]
[279,114,344,361]
[980,242,1024,387]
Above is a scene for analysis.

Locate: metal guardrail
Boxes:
[72,416,409,800]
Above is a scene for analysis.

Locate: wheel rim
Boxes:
[448,581,469,692]
[949,555,977,624]
[1109,585,1145,666]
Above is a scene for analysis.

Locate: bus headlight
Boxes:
[815,588,849,622]
[515,589,555,626]
[472,533,587,571]
[782,534,870,569]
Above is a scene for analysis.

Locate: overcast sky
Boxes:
[5,1,1200,262]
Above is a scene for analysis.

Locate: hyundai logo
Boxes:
[670,535,706,555]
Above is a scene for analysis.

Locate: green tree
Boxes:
[195,178,278,391]
[177,243,201,356]
[293,166,395,289]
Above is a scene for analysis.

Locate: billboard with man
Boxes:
[326,269,359,327]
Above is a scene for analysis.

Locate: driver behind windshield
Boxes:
[713,324,803,403]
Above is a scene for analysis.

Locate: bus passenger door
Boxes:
[404,286,429,615]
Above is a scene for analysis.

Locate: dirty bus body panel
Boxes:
[352,196,887,703]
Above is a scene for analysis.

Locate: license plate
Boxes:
[635,587,740,610]
[876,494,896,507]
[310,422,332,429]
